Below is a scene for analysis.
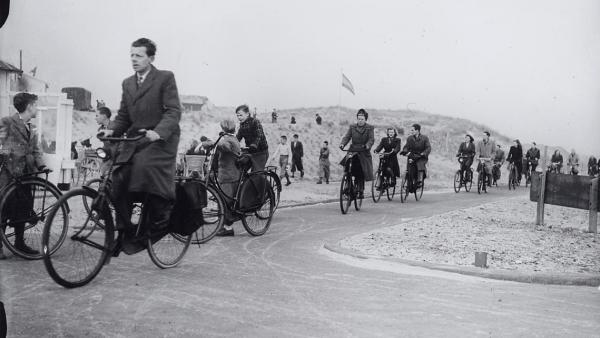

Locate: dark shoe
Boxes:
[316,180,322,184]
[216,228,234,237]
[357,191,364,199]
[0,248,6,260]
[326,180,329,184]
[15,242,39,255]
[285,181,291,186]
[300,171,304,178]
[291,174,295,178]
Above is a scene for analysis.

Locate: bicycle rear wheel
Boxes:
[386,178,396,201]
[43,188,113,288]
[241,186,275,236]
[148,232,192,269]
[400,174,409,203]
[191,183,224,244]
[453,170,462,193]
[0,179,67,260]
[414,179,424,201]
[339,173,352,214]
[371,173,382,203]
[265,171,281,210]
[354,177,363,211]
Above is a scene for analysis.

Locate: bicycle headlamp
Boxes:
[96,148,109,160]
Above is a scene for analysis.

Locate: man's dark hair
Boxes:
[412,123,421,132]
[13,92,38,113]
[281,135,287,140]
[484,131,490,137]
[324,141,328,145]
[357,108,368,121]
[235,104,250,114]
[293,134,299,138]
[131,38,157,57]
[200,136,208,142]
[98,106,111,119]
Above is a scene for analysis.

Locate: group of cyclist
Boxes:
[338,109,431,200]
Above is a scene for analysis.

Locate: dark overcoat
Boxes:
[402,134,431,172]
[111,65,181,200]
[374,137,401,177]
[340,123,375,181]
[0,114,44,188]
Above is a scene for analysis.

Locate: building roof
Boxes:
[0,60,23,74]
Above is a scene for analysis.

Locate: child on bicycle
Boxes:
[0,92,47,256]
[215,118,242,237]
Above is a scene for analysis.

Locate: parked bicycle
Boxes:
[476,157,492,194]
[0,160,68,260]
[400,152,425,202]
[339,148,364,214]
[42,135,194,288]
[202,135,276,236]
[453,155,473,193]
[372,152,396,202]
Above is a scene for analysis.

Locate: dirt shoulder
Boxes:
[339,196,599,275]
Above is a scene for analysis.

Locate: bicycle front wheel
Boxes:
[354,177,363,211]
[371,173,382,203]
[241,186,275,236]
[453,170,462,193]
[386,178,396,201]
[414,180,424,201]
[508,170,514,190]
[400,174,409,203]
[477,172,483,194]
[148,232,192,269]
[464,170,473,192]
[339,174,352,214]
[0,178,67,260]
[43,188,113,288]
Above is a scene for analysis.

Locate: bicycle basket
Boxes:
[236,173,269,212]
[169,179,208,236]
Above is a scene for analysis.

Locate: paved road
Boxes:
[1,187,599,337]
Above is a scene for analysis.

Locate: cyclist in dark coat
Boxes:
[339,109,375,198]
[401,123,431,184]
[236,105,269,172]
[507,139,523,182]
[374,128,401,184]
[456,134,475,181]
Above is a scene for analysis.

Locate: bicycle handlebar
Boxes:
[97,134,145,142]
[478,157,492,161]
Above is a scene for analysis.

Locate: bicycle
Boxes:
[42,135,194,288]
[75,150,102,186]
[507,161,519,190]
[202,135,276,236]
[339,148,364,214]
[371,152,396,202]
[453,155,473,193]
[0,160,68,260]
[476,157,492,194]
[400,152,424,202]
[547,162,562,174]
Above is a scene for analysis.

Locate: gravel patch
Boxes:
[340,196,600,274]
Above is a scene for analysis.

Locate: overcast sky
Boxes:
[1,0,599,154]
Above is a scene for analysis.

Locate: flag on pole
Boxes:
[342,73,355,95]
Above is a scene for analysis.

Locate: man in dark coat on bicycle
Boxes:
[100,38,181,237]
[374,127,401,186]
[401,123,431,185]
[339,109,375,199]
[0,93,46,255]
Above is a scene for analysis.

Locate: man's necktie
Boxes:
[137,77,143,88]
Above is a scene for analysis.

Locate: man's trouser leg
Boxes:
[112,166,134,231]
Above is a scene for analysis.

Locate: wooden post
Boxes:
[590,177,598,233]
[536,172,546,225]
[541,146,548,172]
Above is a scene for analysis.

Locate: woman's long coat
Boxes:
[340,123,375,181]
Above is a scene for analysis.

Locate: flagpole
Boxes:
[338,68,342,108]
